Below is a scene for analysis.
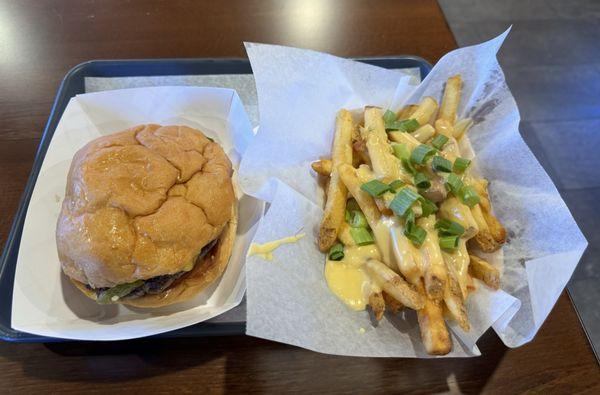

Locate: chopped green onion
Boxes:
[383,110,397,127]
[389,188,420,217]
[414,172,431,189]
[445,173,464,195]
[346,198,360,212]
[405,208,415,225]
[459,185,480,208]
[328,243,345,261]
[419,197,438,217]
[435,218,465,236]
[432,156,453,173]
[404,224,427,247]
[439,235,460,251]
[384,110,420,132]
[350,227,375,246]
[410,144,436,165]
[402,158,416,174]
[360,179,390,197]
[453,157,471,173]
[431,134,449,150]
[349,210,368,228]
[388,179,405,192]
[392,143,411,160]
[392,119,420,133]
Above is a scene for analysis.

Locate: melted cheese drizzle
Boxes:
[443,239,470,298]
[325,245,381,311]
[248,233,306,261]
[372,217,396,269]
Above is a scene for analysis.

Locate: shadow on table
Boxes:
[0,330,507,392]
[219,329,508,393]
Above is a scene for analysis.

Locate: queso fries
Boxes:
[313,75,506,355]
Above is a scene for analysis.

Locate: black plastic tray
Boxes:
[0,56,432,342]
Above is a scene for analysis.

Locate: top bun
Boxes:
[56,124,235,289]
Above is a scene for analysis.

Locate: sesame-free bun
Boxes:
[70,204,237,308]
[56,124,236,306]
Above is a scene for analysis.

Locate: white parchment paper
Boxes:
[239,30,588,357]
[12,86,263,340]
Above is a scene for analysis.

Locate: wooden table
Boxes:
[0,0,597,393]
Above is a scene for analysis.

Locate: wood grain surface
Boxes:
[0,0,597,393]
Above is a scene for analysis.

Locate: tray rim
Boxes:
[0,55,432,343]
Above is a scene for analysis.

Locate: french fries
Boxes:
[410,96,438,126]
[417,293,452,355]
[338,222,356,246]
[397,104,417,120]
[383,292,404,314]
[312,75,507,355]
[439,196,479,239]
[453,118,473,140]
[418,215,447,301]
[388,126,421,149]
[366,259,424,310]
[411,124,436,143]
[318,110,354,252]
[337,164,381,228]
[444,259,471,331]
[469,254,500,290]
[363,107,403,181]
[311,159,332,176]
[369,291,385,321]
[439,75,462,124]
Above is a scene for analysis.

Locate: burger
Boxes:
[56,124,237,307]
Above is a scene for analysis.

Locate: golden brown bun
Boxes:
[56,124,236,290]
[71,204,237,308]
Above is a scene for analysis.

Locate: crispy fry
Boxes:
[439,196,479,239]
[453,118,473,140]
[411,124,436,143]
[383,292,404,314]
[417,215,447,301]
[387,128,421,150]
[439,75,462,124]
[482,209,507,246]
[443,259,470,331]
[439,135,461,161]
[417,292,452,355]
[352,137,371,166]
[468,179,506,249]
[410,96,438,126]
[469,254,500,290]
[363,106,403,181]
[311,159,332,176]
[338,164,381,228]
[354,164,394,215]
[469,178,491,211]
[318,110,354,252]
[442,239,470,299]
[338,221,356,247]
[470,204,501,252]
[397,104,418,120]
[434,118,455,138]
[365,259,425,310]
[369,291,385,321]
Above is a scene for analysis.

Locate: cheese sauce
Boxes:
[325,245,381,311]
[442,239,470,299]
[248,233,305,261]
[372,217,396,269]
